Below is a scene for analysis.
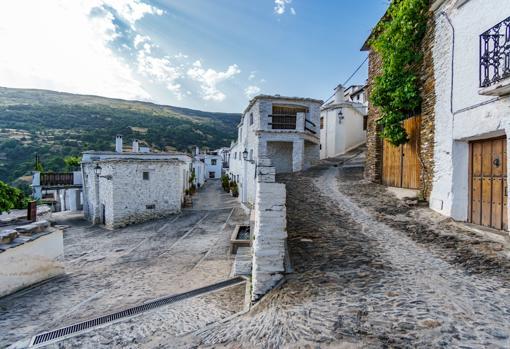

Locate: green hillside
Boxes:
[0,87,240,184]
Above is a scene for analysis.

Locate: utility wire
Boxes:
[322,55,369,104]
[343,56,369,86]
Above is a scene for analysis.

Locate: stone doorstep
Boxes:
[452,221,510,248]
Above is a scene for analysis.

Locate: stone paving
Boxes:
[195,151,510,348]
[0,180,247,348]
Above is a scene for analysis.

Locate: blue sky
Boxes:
[0,0,388,112]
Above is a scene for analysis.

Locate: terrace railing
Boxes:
[40,172,74,186]
[480,16,510,88]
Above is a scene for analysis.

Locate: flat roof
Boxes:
[243,94,324,114]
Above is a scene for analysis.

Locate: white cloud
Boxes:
[0,0,151,101]
[248,71,256,81]
[290,7,296,15]
[187,61,241,102]
[136,51,183,99]
[274,0,292,15]
[102,0,163,28]
[244,85,261,98]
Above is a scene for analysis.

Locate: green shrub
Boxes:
[0,181,28,213]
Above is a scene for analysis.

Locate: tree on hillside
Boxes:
[0,180,27,214]
[64,155,81,171]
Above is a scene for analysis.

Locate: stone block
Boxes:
[0,230,18,244]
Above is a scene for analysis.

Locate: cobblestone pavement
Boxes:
[0,180,247,348]
[195,152,510,349]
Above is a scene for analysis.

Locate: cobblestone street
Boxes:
[196,152,510,348]
[0,180,247,348]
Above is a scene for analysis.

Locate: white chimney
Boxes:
[195,146,200,156]
[333,84,345,104]
[115,135,123,153]
[132,139,139,153]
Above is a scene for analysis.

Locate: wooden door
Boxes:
[382,115,421,189]
[470,137,508,230]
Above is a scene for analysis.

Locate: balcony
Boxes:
[268,113,317,135]
[479,16,510,96]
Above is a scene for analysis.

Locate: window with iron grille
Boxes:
[480,16,510,88]
[211,159,217,165]
[269,105,307,130]
[143,171,150,180]
[146,204,155,209]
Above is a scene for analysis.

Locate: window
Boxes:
[363,115,368,131]
[143,171,150,180]
[146,204,155,209]
[270,105,307,130]
[211,159,217,165]
[209,171,215,179]
[234,152,237,159]
[320,117,324,129]
[249,112,253,125]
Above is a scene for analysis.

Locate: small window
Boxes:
[320,117,324,129]
[146,204,155,209]
[234,152,237,159]
[249,113,254,125]
[209,171,215,179]
[211,159,217,165]
[143,171,150,180]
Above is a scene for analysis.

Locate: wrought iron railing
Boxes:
[480,16,510,88]
[40,173,74,186]
[269,114,296,129]
[305,119,317,135]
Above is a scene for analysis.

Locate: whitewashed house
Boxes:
[195,151,222,179]
[320,85,368,159]
[229,95,322,206]
[32,171,83,212]
[429,0,510,232]
[81,136,192,229]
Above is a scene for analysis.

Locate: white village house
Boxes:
[195,152,222,180]
[429,0,510,231]
[320,84,368,159]
[229,95,323,206]
[81,136,192,229]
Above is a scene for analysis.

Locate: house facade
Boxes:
[362,6,436,198]
[320,85,367,159]
[228,95,322,206]
[81,136,192,229]
[429,0,510,231]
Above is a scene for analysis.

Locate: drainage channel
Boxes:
[29,277,246,348]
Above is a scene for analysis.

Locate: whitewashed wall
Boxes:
[320,104,366,159]
[0,230,64,297]
[430,0,510,227]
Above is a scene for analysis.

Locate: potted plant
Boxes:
[230,182,239,197]
[221,175,230,192]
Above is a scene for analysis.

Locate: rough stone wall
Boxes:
[364,50,384,183]
[251,157,286,301]
[266,141,293,173]
[419,14,437,200]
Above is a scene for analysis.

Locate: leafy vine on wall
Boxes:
[370,0,429,146]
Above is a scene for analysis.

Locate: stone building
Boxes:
[429,0,510,231]
[229,95,322,206]
[320,84,367,159]
[361,4,436,197]
[81,136,192,229]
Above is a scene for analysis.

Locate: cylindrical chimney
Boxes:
[333,84,345,104]
[195,146,200,156]
[115,135,123,153]
[132,139,139,153]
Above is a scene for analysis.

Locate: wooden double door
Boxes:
[382,116,421,189]
[470,137,508,230]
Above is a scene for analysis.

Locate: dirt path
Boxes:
[195,155,510,349]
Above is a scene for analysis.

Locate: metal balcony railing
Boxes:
[40,173,74,186]
[480,16,510,88]
[305,119,317,135]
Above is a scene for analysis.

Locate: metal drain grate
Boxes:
[29,277,246,347]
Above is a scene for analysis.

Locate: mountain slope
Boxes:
[0,87,240,183]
